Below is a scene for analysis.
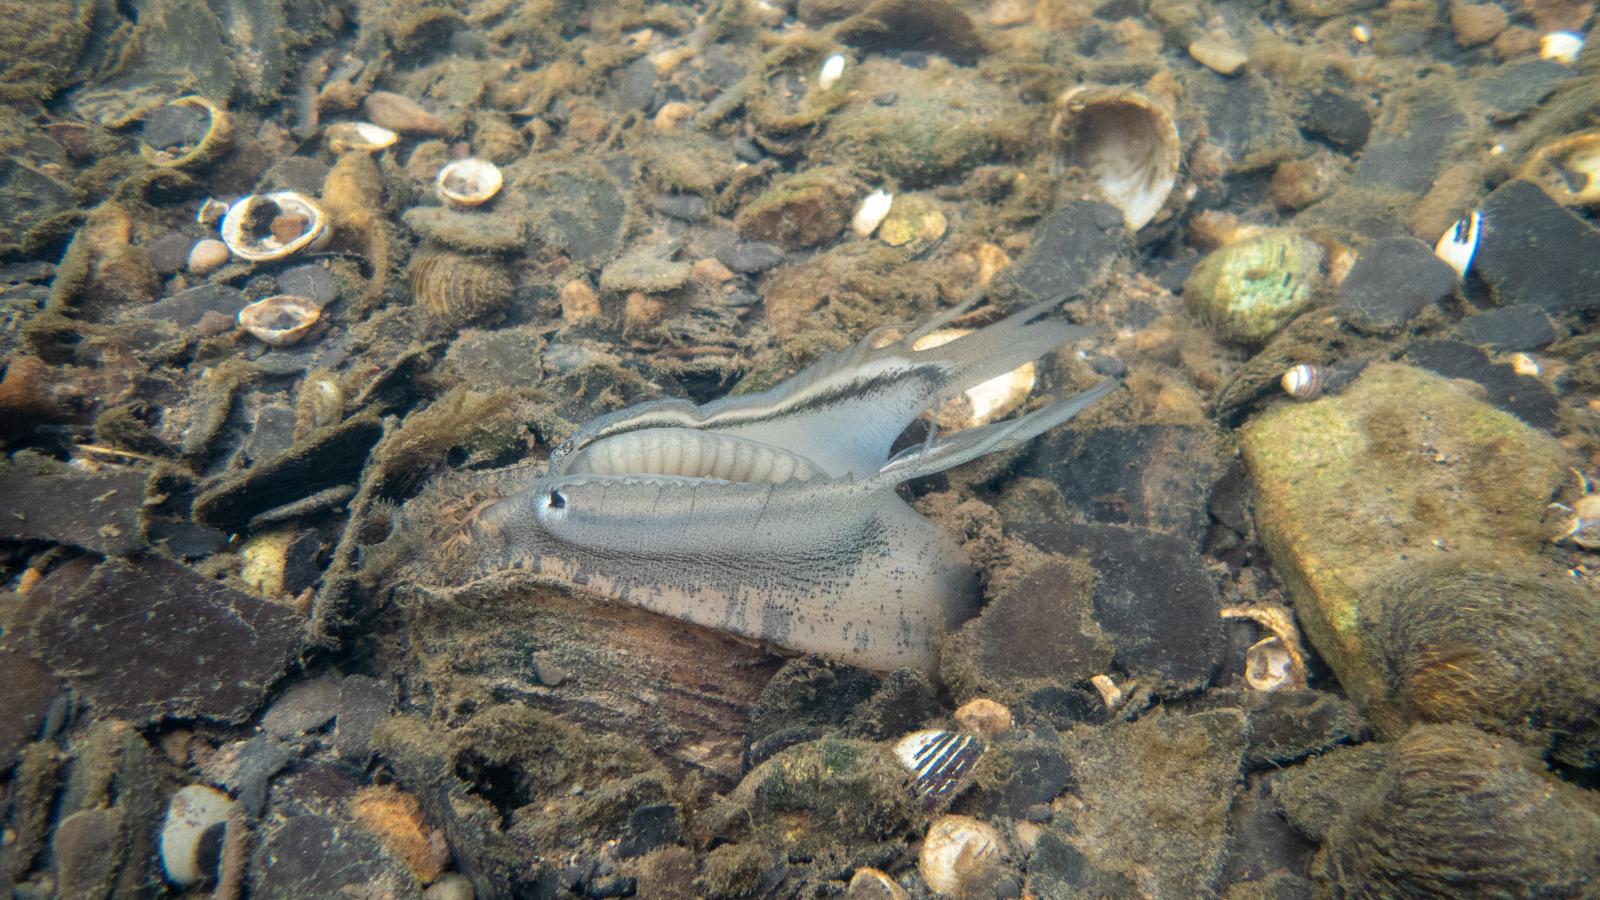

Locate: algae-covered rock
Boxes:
[1274,724,1600,898]
[1241,363,1570,738]
[0,0,94,103]
[1184,231,1324,343]
[811,57,1021,187]
[733,737,919,852]
[736,168,855,250]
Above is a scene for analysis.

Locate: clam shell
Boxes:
[161,785,235,887]
[140,96,232,169]
[237,294,322,347]
[1053,85,1182,231]
[325,121,399,154]
[435,158,503,208]
[918,815,1005,895]
[893,729,982,801]
[220,192,330,262]
[1517,132,1600,208]
[852,189,893,237]
[408,245,513,329]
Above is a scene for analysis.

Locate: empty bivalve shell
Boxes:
[220,192,330,262]
[325,121,400,155]
[237,295,322,346]
[140,96,232,169]
[435,158,503,207]
[1053,85,1182,231]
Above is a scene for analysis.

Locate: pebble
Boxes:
[1335,237,1459,334]
[1452,304,1555,351]
[600,244,691,293]
[1000,198,1130,301]
[649,193,708,221]
[690,257,734,285]
[261,676,342,738]
[560,279,602,323]
[715,239,784,274]
[187,238,231,275]
[1188,30,1249,75]
[1451,2,1509,46]
[147,231,197,274]
[954,698,1013,739]
[276,263,339,305]
[1474,178,1600,314]
[138,282,249,326]
[1298,90,1370,155]
[363,91,447,135]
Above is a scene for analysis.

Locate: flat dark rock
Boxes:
[1475,179,1600,314]
[1300,89,1370,154]
[1010,524,1224,689]
[32,556,302,724]
[1354,84,1464,194]
[1474,60,1571,121]
[1336,237,1458,334]
[1453,304,1556,351]
[276,263,339,305]
[715,239,785,274]
[0,462,148,556]
[963,561,1112,688]
[527,170,628,267]
[999,198,1129,302]
[193,414,382,533]
[0,649,60,770]
[1406,338,1558,430]
[251,813,419,900]
[136,283,249,327]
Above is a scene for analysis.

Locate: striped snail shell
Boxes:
[1280,363,1326,402]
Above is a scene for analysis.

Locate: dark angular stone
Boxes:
[1474,60,1571,122]
[32,556,302,724]
[0,649,60,770]
[137,283,249,327]
[1011,524,1224,689]
[1194,72,1307,170]
[334,674,391,761]
[1453,304,1556,351]
[1028,827,1141,898]
[251,814,418,900]
[1300,90,1370,154]
[0,460,148,555]
[1335,237,1458,334]
[262,677,342,738]
[618,56,658,110]
[193,414,383,533]
[715,240,785,274]
[618,803,682,858]
[959,562,1113,688]
[1405,339,1558,430]
[528,171,628,267]
[1221,775,1316,887]
[1354,85,1464,194]
[1475,179,1600,314]
[745,659,878,766]
[276,263,340,305]
[999,198,1129,302]
[146,231,197,275]
[650,193,708,222]
[966,738,1073,819]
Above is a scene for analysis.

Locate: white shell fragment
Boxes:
[435,157,503,207]
[196,197,229,227]
[818,53,847,91]
[1090,673,1125,710]
[852,189,894,237]
[1245,636,1296,691]
[1280,363,1325,401]
[1540,31,1584,64]
[1433,210,1481,278]
[220,191,329,262]
[919,815,1005,896]
[161,784,235,886]
[1054,85,1181,231]
[894,729,982,801]
[238,295,322,347]
[848,867,910,900]
[325,121,399,154]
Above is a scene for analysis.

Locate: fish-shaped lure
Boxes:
[456,296,1115,672]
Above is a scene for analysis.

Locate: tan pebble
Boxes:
[1188,30,1249,75]
[317,80,361,114]
[1269,157,1337,212]
[187,238,230,275]
[1089,673,1125,710]
[653,101,694,131]
[561,279,601,323]
[1450,2,1509,46]
[974,242,1010,286]
[351,785,449,884]
[954,698,1014,739]
[624,291,668,332]
[422,873,474,900]
[195,310,235,337]
[691,257,735,285]
[1492,25,1540,58]
[985,0,1034,27]
[651,46,697,76]
[363,91,447,135]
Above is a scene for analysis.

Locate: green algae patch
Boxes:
[1241,363,1567,733]
[1183,230,1324,344]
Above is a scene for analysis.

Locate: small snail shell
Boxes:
[1281,363,1326,401]
[435,158,503,208]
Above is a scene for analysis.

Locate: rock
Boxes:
[136,282,249,327]
[732,738,917,852]
[1475,178,1600,314]
[193,414,383,534]
[940,561,1113,703]
[203,733,296,816]
[1452,304,1555,351]
[350,785,449,883]
[698,843,776,899]
[1027,826,1141,897]
[1193,72,1307,171]
[277,263,340,306]
[32,556,302,724]
[1220,776,1316,889]
[714,239,785,274]
[525,169,627,267]
[0,649,59,770]
[963,732,1073,819]
[262,676,342,738]
[334,675,391,761]
[735,169,854,250]
[252,813,421,899]
[1184,231,1324,344]
[160,785,235,886]
[1274,724,1600,896]
[953,698,1013,739]
[1473,60,1570,121]
[0,457,147,555]
[187,238,231,275]
[1298,90,1371,154]
[1189,31,1249,75]
[1240,363,1568,737]
[837,0,982,64]
[55,807,125,897]
[993,198,1129,304]
[1018,424,1227,544]
[1230,689,1370,768]
[441,326,547,390]
[1353,84,1465,194]
[364,91,447,135]
[1405,339,1558,430]
[146,231,196,275]
[1450,2,1509,46]
[1050,708,1248,898]
[1012,524,1225,690]
[600,244,692,293]
[650,193,708,221]
[618,803,683,858]
[745,659,881,766]
[1335,237,1458,334]
[402,207,528,254]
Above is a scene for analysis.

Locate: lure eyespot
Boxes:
[548,489,567,510]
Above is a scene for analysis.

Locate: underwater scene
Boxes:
[2,0,1600,897]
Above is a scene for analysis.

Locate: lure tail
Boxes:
[875,379,1118,484]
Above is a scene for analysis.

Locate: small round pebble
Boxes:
[954,698,1014,739]
[188,239,231,275]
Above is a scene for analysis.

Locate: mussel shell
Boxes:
[408,245,513,329]
[435,158,503,207]
[220,192,330,262]
[237,294,322,347]
[140,96,232,169]
[1053,85,1182,231]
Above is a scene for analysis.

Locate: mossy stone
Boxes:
[0,0,94,103]
[1241,363,1569,737]
[735,737,918,851]
[736,168,854,250]
[1184,231,1324,343]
